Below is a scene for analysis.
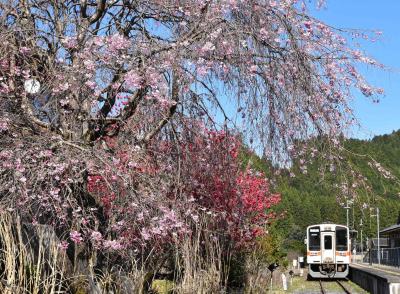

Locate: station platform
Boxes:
[349,263,400,294]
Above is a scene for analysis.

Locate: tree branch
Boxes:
[90,87,147,141]
[21,92,50,130]
[80,0,88,19]
[89,0,107,24]
[141,71,179,145]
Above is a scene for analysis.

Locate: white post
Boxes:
[282,273,287,291]
[270,275,273,293]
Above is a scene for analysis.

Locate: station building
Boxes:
[381,221,400,248]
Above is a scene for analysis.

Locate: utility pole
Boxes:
[360,218,363,258]
[377,207,380,265]
[345,200,350,228]
[371,207,380,264]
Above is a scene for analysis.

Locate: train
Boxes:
[305,223,350,278]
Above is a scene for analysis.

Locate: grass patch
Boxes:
[151,279,175,294]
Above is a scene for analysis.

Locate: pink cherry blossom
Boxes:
[70,231,83,244]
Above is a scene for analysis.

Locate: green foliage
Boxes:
[228,252,247,288]
[242,130,400,251]
[151,280,175,294]
[254,231,287,266]
[227,229,288,289]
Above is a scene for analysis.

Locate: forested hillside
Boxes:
[244,130,400,253]
[0,0,393,292]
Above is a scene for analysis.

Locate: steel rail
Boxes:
[336,280,352,294]
[319,280,326,294]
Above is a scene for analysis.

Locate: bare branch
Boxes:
[89,0,106,24]
[142,72,179,145]
[20,92,50,130]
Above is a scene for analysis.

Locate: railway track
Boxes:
[336,279,351,294]
[319,279,326,294]
[319,279,351,294]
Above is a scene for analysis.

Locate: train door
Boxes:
[321,232,335,263]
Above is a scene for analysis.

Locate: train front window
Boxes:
[324,235,332,250]
[336,227,348,251]
[308,227,320,251]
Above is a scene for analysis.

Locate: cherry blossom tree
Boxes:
[0,0,384,284]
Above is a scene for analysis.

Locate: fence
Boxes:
[363,247,400,267]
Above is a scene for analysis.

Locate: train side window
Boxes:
[308,227,320,251]
[324,235,332,250]
[336,227,348,251]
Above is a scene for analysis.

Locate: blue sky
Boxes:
[311,0,400,139]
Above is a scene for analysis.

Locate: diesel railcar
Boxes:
[305,223,350,278]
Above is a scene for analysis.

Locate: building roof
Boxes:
[380,223,400,235]
[371,238,389,247]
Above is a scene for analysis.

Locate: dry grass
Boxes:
[93,261,148,294]
[0,212,271,293]
[0,213,67,293]
[244,255,271,293]
[0,213,150,294]
[174,219,230,294]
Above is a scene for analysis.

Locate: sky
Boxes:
[311,0,400,139]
